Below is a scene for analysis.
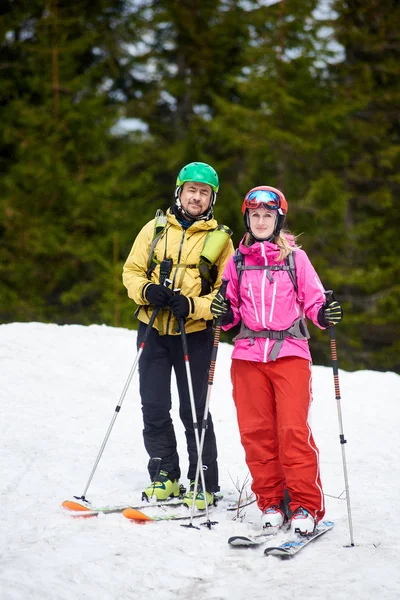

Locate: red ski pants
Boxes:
[231,356,325,521]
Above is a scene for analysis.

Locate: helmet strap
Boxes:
[274,213,285,237]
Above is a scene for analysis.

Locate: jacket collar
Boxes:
[167,208,217,232]
[239,236,278,254]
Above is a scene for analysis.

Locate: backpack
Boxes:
[147,210,232,295]
[232,248,310,361]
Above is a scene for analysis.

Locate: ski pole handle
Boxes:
[328,325,340,399]
[215,279,228,326]
[325,289,334,305]
[219,279,228,297]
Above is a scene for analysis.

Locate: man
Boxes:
[123,162,234,509]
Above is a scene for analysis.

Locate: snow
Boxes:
[0,321,399,599]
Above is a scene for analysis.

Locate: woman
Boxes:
[211,186,343,535]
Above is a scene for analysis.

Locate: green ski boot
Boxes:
[142,470,181,501]
[183,482,216,510]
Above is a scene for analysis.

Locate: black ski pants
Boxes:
[137,322,219,492]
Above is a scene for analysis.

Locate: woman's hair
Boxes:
[243,229,301,261]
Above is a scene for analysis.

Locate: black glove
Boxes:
[318,293,343,327]
[211,292,234,325]
[145,284,173,308]
[169,294,193,319]
[211,292,230,318]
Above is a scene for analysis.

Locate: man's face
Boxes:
[180,182,212,219]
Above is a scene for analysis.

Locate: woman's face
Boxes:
[248,206,277,239]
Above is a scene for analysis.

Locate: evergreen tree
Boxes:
[0,0,143,325]
[312,0,400,371]
[206,1,341,355]
[207,0,337,242]
[2,1,399,372]
[121,0,250,231]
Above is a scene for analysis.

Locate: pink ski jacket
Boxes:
[222,236,327,363]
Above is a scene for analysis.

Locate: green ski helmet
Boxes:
[175,162,219,220]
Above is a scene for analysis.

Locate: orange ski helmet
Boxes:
[242,185,288,239]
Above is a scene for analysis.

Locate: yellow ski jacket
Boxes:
[123,209,234,335]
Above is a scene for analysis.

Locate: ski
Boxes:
[264,520,334,558]
[122,492,225,523]
[122,507,216,523]
[228,529,278,547]
[62,492,253,520]
[61,497,185,517]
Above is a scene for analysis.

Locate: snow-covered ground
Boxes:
[0,322,399,599]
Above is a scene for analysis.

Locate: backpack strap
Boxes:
[285,251,298,295]
[234,249,297,303]
[233,249,245,305]
[146,226,171,278]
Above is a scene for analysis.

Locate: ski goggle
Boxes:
[243,189,281,210]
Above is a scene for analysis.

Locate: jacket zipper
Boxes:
[269,282,277,322]
[260,244,268,328]
[166,229,186,335]
[260,243,273,362]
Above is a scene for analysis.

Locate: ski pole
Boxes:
[178,316,216,529]
[189,280,228,525]
[75,260,173,503]
[326,291,355,547]
[74,307,160,503]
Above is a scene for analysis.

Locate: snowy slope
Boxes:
[0,322,399,600]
